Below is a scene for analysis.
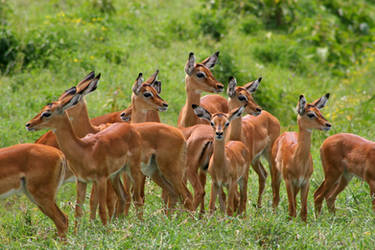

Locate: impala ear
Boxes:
[228,105,245,123]
[132,73,144,95]
[227,76,237,98]
[297,95,307,115]
[77,71,95,87]
[59,88,81,112]
[201,51,219,69]
[151,80,162,94]
[313,93,330,109]
[146,69,159,84]
[185,52,196,75]
[58,86,77,101]
[244,77,262,93]
[78,73,101,96]
[192,104,211,122]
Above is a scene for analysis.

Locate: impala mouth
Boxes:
[26,126,36,132]
[253,110,262,116]
[158,106,168,112]
[215,135,224,140]
[322,127,331,131]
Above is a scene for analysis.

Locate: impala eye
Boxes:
[307,113,315,118]
[196,72,205,78]
[143,92,152,98]
[238,95,247,102]
[225,122,230,127]
[210,121,215,127]
[41,112,51,118]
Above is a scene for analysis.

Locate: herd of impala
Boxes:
[1,51,375,238]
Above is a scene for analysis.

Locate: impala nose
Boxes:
[216,83,224,92]
[325,123,331,128]
[216,131,223,136]
[163,103,168,108]
[256,108,262,113]
[25,123,30,128]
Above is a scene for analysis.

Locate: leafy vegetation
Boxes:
[1,0,375,248]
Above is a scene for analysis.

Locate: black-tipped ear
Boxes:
[79,71,95,84]
[228,105,245,122]
[192,104,211,122]
[146,69,159,84]
[297,95,307,115]
[132,73,144,95]
[61,93,82,111]
[227,76,237,98]
[245,77,262,93]
[201,51,219,69]
[313,93,330,109]
[185,52,196,75]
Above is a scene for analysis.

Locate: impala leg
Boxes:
[186,166,204,211]
[368,180,375,211]
[326,176,351,213]
[89,183,98,220]
[106,179,117,220]
[285,179,296,219]
[122,174,131,216]
[218,186,226,213]
[26,185,68,238]
[227,182,237,216]
[150,171,178,213]
[75,181,87,232]
[209,182,219,214]
[271,169,281,211]
[314,172,340,216]
[110,173,127,218]
[300,182,309,222]
[239,175,248,215]
[140,175,146,203]
[97,177,108,225]
[199,170,207,214]
[129,166,145,219]
[252,159,267,208]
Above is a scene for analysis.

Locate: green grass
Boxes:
[1,0,375,248]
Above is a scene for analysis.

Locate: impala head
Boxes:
[132,71,168,112]
[120,105,132,122]
[192,104,245,141]
[227,76,262,116]
[184,51,224,93]
[26,89,81,131]
[297,93,331,131]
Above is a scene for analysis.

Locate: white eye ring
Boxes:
[143,92,153,98]
[196,72,206,78]
[210,121,215,127]
[225,122,230,127]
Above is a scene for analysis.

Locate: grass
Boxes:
[1,0,375,248]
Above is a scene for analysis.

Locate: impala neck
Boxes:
[131,105,148,123]
[68,99,99,136]
[182,76,201,126]
[212,138,226,167]
[53,112,87,163]
[296,120,312,160]
[227,98,242,141]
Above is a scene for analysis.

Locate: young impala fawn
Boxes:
[192,105,250,216]
[26,88,144,227]
[183,77,262,213]
[178,51,228,128]
[314,133,375,214]
[271,94,331,221]
[227,76,280,207]
[0,143,68,237]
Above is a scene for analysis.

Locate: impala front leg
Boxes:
[300,181,309,222]
[227,182,237,216]
[75,180,87,233]
[209,182,219,214]
[285,179,296,219]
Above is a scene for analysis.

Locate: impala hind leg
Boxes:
[367,180,375,211]
[186,165,205,212]
[75,181,87,232]
[252,158,267,208]
[198,170,207,214]
[106,180,117,219]
[314,172,340,216]
[89,184,98,220]
[128,166,145,219]
[97,177,108,225]
[271,169,281,211]
[326,176,351,213]
[238,175,249,215]
[110,173,127,218]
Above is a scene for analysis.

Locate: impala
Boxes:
[26,88,144,227]
[271,94,331,221]
[0,143,68,237]
[314,133,375,214]
[227,76,280,207]
[178,51,228,128]
[192,105,250,216]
